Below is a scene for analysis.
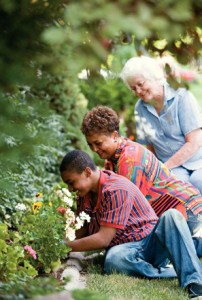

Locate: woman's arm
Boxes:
[65,226,117,252]
[164,128,202,169]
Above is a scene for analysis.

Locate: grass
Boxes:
[85,255,189,300]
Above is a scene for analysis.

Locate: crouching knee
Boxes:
[104,244,125,274]
[161,208,183,221]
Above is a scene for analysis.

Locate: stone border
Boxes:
[34,252,104,300]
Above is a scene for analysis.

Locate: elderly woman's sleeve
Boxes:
[135,105,151,146]
[178,90,202,135]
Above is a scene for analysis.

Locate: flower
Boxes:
[35,192,43,198]
[62,188,71,197]
[180,70,196,81]
[24,245,37,260]
[65,227,76,241]
[56,206,66,215]
[32,201,43,213]
[55,189,63,198]
[63,196,73,207]
[16,203,26,211]
[79,211,91,223]
[75,216,84,230]
[65,208,75,225]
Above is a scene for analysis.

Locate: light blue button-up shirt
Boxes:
[135,83,202,170]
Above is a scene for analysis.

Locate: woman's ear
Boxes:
[113,130,119,141]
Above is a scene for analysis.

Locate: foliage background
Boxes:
[0,0,201,298]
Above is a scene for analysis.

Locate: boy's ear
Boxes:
[84,167,92,177]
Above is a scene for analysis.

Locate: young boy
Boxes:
[60,149,202,299]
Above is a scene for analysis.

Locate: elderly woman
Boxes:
[81,105,202,256]
[120,55,202,194]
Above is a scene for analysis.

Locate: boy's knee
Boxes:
[104,249,121,273]
[159,208,186,226]
[160,209,184,224]
[104,244,132,274]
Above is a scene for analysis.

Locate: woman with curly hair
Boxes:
[81,105,202,256]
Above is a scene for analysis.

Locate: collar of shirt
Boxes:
[96,170,112,210]
[141,82,176,116]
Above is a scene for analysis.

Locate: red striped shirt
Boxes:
[77,170,158,247]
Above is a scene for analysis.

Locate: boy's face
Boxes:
[61,168,92,197]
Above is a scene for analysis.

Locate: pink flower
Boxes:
[180,70,196,81]
[24,245,37,260]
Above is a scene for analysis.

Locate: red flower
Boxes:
[56,206,66,215]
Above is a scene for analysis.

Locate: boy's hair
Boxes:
[60,150,97,173]
[81,105,119,136]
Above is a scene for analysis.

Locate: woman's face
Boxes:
[86,132,118,159]
[127,75,160,103]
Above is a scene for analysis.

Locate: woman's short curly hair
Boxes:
[81,106,119,136]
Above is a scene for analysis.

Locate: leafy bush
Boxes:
[79,75,135,113]
[0,274,64,300]
[0,81,88,222]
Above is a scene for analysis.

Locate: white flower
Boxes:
[15,203,26,211]
[65,227,76,241]
[79,211,91,223]
[5,214,11,219]
[55,190,63,198]
[74,216,84,230]
[62,188,71,197]
[63,196,73,207]
[65,208,75,225]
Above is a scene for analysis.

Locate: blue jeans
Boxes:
[171,166,202,195]
[187,209,202,257]
[104,209,202,288]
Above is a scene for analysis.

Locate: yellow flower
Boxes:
[32,202,43,213]
[49,202,52,207]
[35,192,43,198]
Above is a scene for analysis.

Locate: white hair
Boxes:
[120,56,166,86]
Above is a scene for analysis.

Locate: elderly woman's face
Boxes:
[86,132,118,159]
[127,75,160,103]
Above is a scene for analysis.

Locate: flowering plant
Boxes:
[55,187,90,241]
[0,185,90,279]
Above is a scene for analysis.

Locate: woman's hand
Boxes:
[165,128,202,169]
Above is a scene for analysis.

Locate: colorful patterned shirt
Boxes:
[104,137,202,217]
[77,170,158,247]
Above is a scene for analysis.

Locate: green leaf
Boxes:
[23,260,38,277]
[0,224,9,240]
[0,239,7,253]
